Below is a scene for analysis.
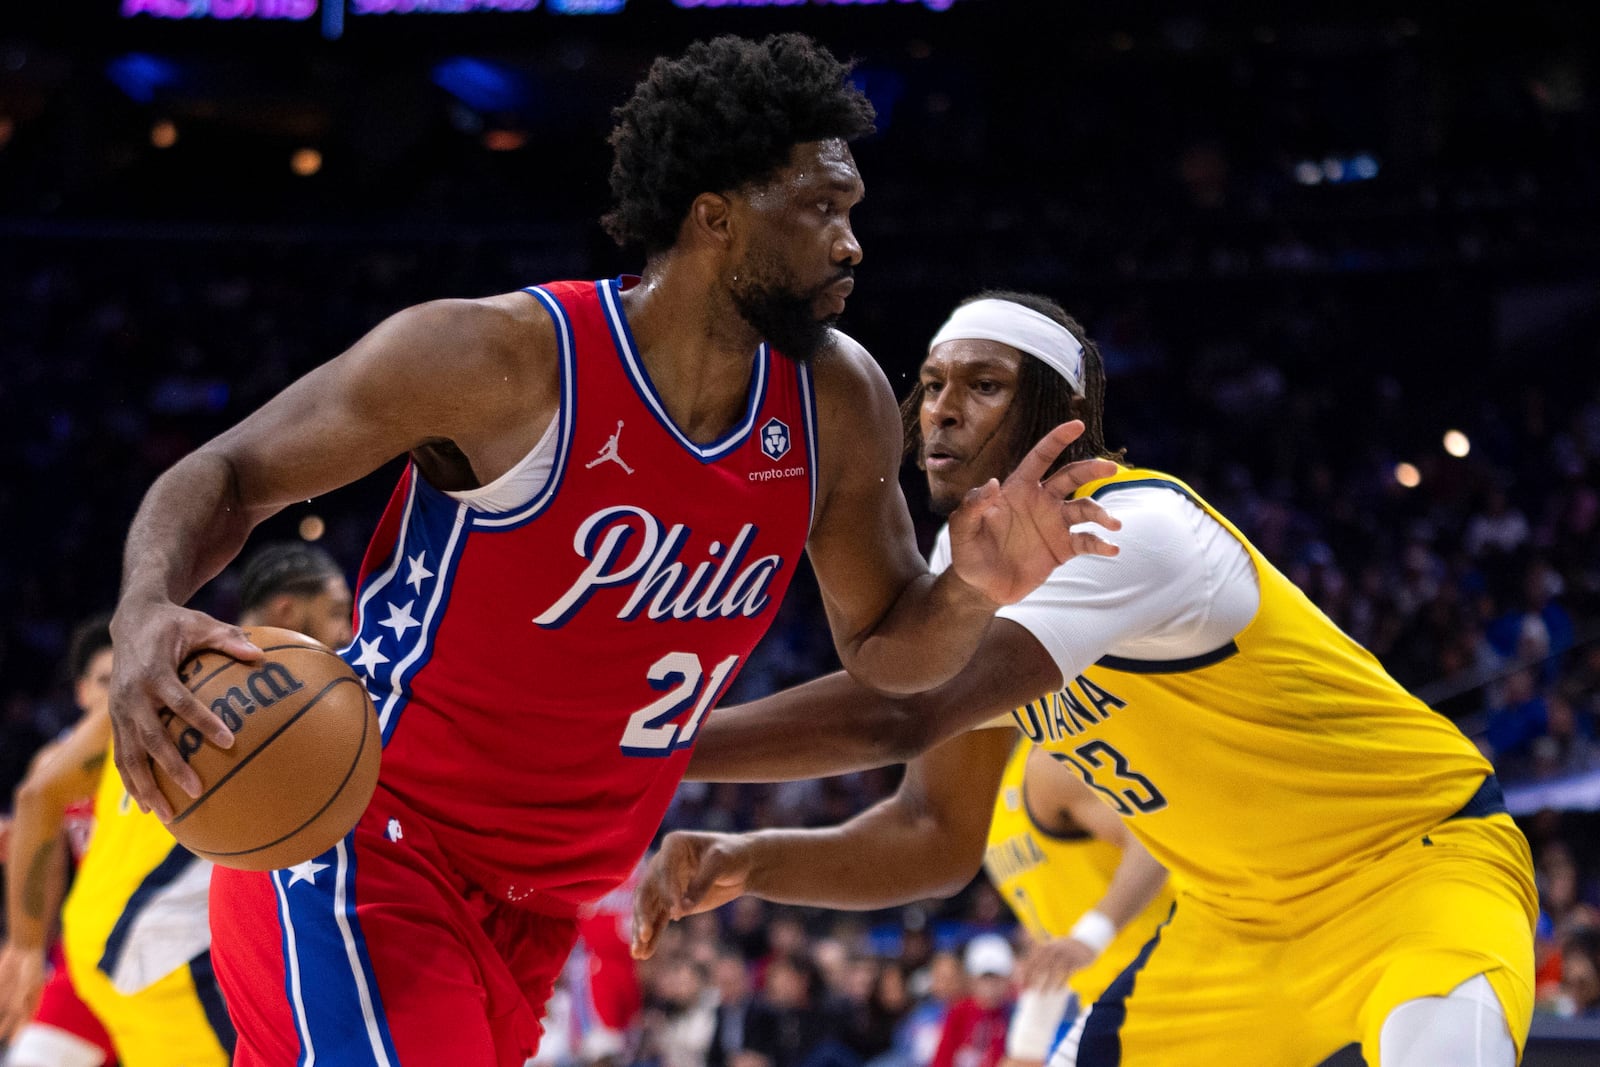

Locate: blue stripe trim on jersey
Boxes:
[798,358,820,535]
[274,866,314,1064]
[1445,774,1507,822]
[276,837,401,1066]
[1086,477,1197,504]
[467,286,579,530]
[189,949,238,1054]
[1087,475,1259,677]
[599,277,767,463]
[341,471,420,672]
[1094,641,1240,674]
[1076,902,1175,1065]
[1046,992,1082,1062]
[372,491,471,746]
[97,843,200,977]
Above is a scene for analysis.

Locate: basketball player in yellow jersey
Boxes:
[3,542,352,1067]
[633,290,1537,1067]
[984,742,1172,1067]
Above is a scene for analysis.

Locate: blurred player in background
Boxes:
[2,543,350,1067]
[0,616,118,1067]
[983,743,1171,1067]
[636,290,1537,1067]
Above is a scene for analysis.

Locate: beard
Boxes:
[928,483,961,518]
[729,260,847,363]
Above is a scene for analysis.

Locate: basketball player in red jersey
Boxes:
[106,35,1119,1067]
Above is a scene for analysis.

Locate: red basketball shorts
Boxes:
[210,783,579,1067]
[20,953,117,1066]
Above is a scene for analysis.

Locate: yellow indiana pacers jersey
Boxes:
[61,739,213,996]
[1013,467,1499,931]
[984,741,1176,1003]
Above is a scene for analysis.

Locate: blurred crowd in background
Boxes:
[3,1,1600,1061]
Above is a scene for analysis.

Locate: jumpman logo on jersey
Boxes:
[585,420,635,474]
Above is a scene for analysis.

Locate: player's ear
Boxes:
[688,193,734,250]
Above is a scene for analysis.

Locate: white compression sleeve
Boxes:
[1378,974,1515,1067]
[5,1022,110,1067]
[1006,986,1076,1060]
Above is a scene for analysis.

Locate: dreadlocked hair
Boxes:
[899,289,1124,479]
[602,33,876,256]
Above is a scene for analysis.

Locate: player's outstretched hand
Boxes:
[947,421,1121,606]
[109,599,264,821]
[1016,934,1098,990]
[631,831,755,960]
[0,942,46,1043]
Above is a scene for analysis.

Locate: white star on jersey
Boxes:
[405,552,434,594]
[286,858,330,887]
[351,637,389,675]
[379,600,420,640]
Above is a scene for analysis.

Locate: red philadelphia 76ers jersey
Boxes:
[343,277,817,916]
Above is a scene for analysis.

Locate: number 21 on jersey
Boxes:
[619,651,740,756]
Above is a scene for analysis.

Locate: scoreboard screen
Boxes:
[118,0,966,38]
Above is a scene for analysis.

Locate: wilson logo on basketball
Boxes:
[162,662,306,763]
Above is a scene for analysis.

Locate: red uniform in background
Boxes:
[212,278,817,1066]
[930,996,1012,1067]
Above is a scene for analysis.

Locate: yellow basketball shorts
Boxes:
[66,949,234,1067]
[1053,813,1536,1066]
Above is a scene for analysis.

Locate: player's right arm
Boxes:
[686,618,1063,783]
[0,712,112,1041]
[631,724,1015,959]
[111,295,559,818]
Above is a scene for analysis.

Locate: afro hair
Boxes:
[602,33,876,256]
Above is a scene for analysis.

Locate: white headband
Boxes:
[928,299,1085,395]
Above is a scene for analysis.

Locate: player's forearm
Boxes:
[689,672,920,782]
[740,802,980,909]
[1093,840,1168,929]
[4,788,70,953]
[692,623,1058,785]
[118,449,268,607]
[840,571,998,695]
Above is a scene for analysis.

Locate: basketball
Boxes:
[153,625,381,872]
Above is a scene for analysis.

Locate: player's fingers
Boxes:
[1059,498,1122,533]
[154,671,236,750]
[681,842,742,911]
[630,882,668,960]
[1069,530,1120,558]
[962,478,1003,509]
[113,718,174,820]
[1015,956,1039,986]
[1040,457,1119,496]
[132,684,211,804]
[204,622,265,664]
[1006,422,1087,486]
[680,851,725,911]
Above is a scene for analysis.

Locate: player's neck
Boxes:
[620,262,762,444]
